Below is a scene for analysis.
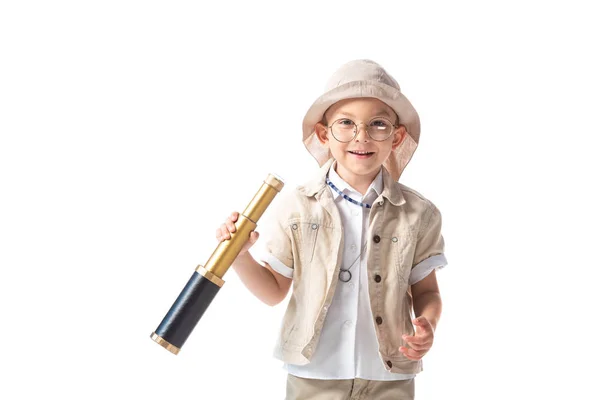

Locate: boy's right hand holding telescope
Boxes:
[216,211,291,307]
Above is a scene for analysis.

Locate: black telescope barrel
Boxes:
[153,271,220,350]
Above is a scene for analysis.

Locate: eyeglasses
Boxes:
[328,117,398,143]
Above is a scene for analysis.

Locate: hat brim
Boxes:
[302,81,420,181]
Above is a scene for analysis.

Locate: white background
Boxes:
[1,1,599,399]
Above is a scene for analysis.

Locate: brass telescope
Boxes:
[151,174,284,354]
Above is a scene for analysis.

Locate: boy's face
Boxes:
[315,97,406,183]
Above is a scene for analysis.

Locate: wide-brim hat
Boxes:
[302,59,420,181]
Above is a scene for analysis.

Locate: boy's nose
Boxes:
[355,124,370,141]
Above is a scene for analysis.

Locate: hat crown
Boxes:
[325,59,400,92]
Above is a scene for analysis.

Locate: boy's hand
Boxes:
[399,316,434,361]
[216,211,259,255]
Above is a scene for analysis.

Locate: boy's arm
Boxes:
[401,200,446,360]
[410,201,445,331]
[232,252,292,307]
[400,270,442,360]
[411,270,442,332]
[218,208,293,307]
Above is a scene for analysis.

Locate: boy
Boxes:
[216,59,447,400]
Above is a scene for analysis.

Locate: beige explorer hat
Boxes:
[302,59,420,181]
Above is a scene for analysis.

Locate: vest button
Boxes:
[376,316,383,325]
[374,274,381,283]
[386,360,393,368]
[373,235,381,243]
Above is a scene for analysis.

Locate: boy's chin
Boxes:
[338,161,381,176]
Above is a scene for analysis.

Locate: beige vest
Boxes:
[263,158,444,375]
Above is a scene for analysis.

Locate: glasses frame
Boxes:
[327,117,399,143]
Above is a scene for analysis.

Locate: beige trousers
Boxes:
[285,374,415,400]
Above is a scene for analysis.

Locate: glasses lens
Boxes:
[331,119,356,142]
[367,118,393,141]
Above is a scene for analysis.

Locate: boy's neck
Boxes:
[333,164,380,195]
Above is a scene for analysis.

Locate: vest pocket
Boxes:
[289,220,320,264]
[392,229,416,284]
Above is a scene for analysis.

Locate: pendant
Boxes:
[339,269,352,282]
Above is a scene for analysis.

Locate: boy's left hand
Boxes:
[400,316,434,361]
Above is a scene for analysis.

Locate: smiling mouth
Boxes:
[348,150,375,156]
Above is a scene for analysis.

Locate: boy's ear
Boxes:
[391,125,407,150]
[315,122,329,145]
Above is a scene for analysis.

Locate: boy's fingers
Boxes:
[230,212,239,221]
[413,317,431,329]
[404,341,428,351]
[402,334,426,346]
[399,346,426,361]
[402,333,432,352]
[220,226,231,240]
[226,219,236,233]
[249,231,259,243]
[413,318,433,335]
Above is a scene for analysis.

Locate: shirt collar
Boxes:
[327,160,383,202]
[297,158,405,207]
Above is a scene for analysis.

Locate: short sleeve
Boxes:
[254,194,294,277]
[413,202,446,268]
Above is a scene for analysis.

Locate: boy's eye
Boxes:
[338,119,354,125]
[370,119,391,128]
